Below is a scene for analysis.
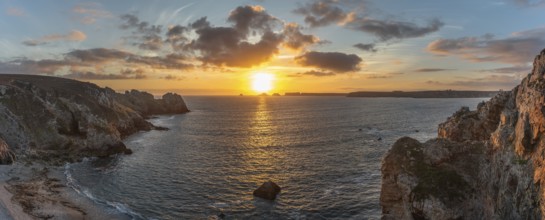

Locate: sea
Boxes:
[63,96,486,219]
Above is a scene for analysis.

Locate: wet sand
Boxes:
[0,163,129,220]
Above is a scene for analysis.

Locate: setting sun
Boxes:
[251,72,274,93]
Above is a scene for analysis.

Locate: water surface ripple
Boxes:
[68,96,485,219]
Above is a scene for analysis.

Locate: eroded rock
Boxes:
[253,181,281,200]
[381,49,545,219]
[0,74,189,165]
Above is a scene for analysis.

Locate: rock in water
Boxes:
[253,181,281,200]
[0,138,14,165]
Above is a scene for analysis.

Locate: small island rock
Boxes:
[253,181,281,200]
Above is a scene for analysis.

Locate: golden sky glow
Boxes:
[251,73,275,93]
[2,0,543,95]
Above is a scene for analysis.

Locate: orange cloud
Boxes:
[22,30,87,46]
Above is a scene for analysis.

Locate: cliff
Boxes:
[380,49,545,219]
[0,74,189,165]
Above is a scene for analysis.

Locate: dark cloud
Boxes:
[120,14,163,51]
[120,68,147,79]
[293,0,350,28]
[227,5,280,35]
[283,23,320,50]
[291,70,336,77]
[165,25,189,50]
[188,16,283,67]
[295,51,362,72]
[293,0,443,41]
[66,48,131,63]
[414,68,454,72]
[63,71,146,80]
[163,74,185,81]
[0,48,191,77]
[22,41,47,47]
[353,43,377,52]
[366,72,403,79]
[347,18,443,41]
[427,28,545,65]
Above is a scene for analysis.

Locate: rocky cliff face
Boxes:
[0,74,189,165]
[381,49,545,220]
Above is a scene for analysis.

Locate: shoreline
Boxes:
[0,114,178,220]
[0,162,133,220]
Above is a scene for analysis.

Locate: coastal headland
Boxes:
[381,49,545,219]
[0,74,189,219]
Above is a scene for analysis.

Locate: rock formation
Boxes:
[253,181,281,200]
[0,74,189,165]
[380,50,545,219]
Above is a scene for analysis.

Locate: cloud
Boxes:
[120,14,163,51]
[227,5,280,35]
[283,23,321,50]
[112,6,321,68]
[414,68,454,72]
[72,2,112,24]
[427,28,545,65]
[290,70,336,77]
[366,72,403,79]
[0,48,192,77]
[0,59,67,75]
[165,25,189,50]
[22,30,87,46]
[347,18,443,42]
[512,0,545,6]
[163,74,185,80]
[187,6,283,67]
[6,7,25,16]
[63,71,146,80]
[293,0,443,41]
[353,43,377,52]
[480,65,532,74]
[295,51,362,72]
[293,0,352,28]
[425,75,520,89]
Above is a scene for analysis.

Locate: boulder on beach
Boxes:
[253,181,281,200]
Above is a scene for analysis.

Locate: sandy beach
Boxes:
[0,164,87,220]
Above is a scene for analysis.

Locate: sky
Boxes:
[1,0,545,95]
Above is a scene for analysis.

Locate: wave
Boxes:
[64,163,148,220]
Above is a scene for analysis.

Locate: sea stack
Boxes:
[380,49,545,219]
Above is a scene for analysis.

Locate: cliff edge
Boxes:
[381,49,545,219]
[0,74,189,165]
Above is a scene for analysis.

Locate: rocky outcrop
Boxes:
[0,138,15,164]
[381,49,545,220]
[253,181,281,200]
[0,74,189,165]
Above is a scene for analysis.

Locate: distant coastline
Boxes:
[284,90,500,98]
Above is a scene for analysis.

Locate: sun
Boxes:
[251,72,274,93]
